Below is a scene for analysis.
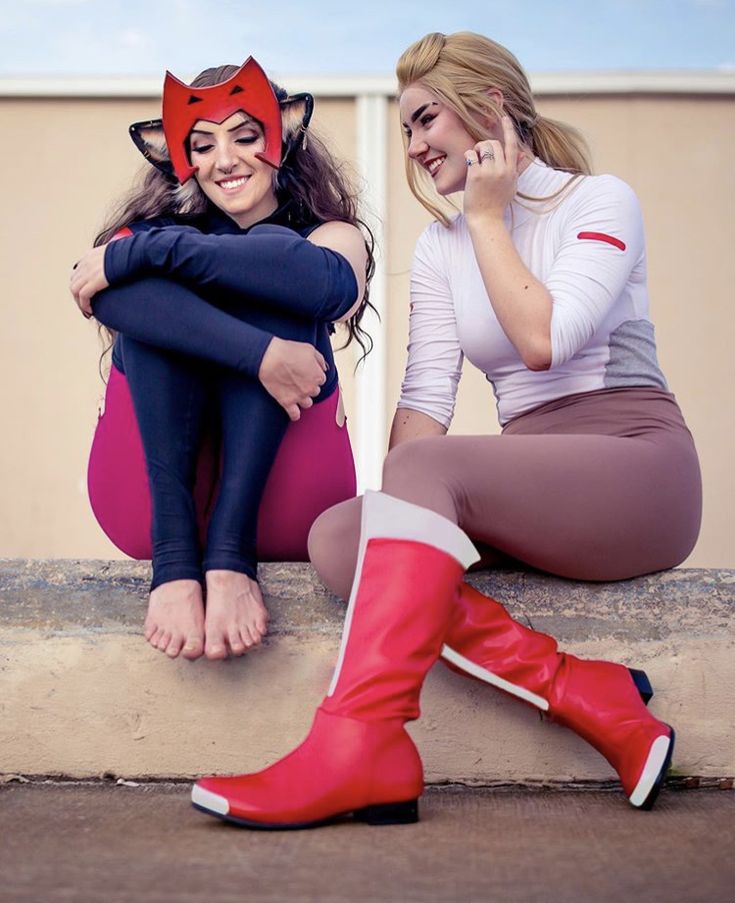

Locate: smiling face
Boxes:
[189,111,279,228]
[399,83,502,196]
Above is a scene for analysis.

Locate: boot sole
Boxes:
[628,727,675,810]
[192,788,419,830]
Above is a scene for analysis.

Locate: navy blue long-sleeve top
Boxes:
[105,200,357,401]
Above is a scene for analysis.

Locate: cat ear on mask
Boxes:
[280,93,314,162]
[128,119,175,179]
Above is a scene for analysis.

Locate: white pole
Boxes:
[354,92,388,491]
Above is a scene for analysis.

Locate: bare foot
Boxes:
[204,570,269,660]
[144,579,205,660]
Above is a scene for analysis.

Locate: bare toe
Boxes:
[204,570,269,660]
[144,580,205,661]
[181,634,205,661]
[204,629,228,660]
[165,635,184,659]
[227,628,247,656]
[205,645,228,661]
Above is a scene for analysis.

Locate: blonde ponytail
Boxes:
[531,115,590,175]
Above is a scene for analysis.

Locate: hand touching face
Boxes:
[462,115,523,221]
[400,84,527,214]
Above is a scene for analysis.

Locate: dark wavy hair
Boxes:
[95,64,376,369]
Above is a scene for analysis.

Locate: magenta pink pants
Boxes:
[88,365,356,562]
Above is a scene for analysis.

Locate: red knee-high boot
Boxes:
[441,583,674,809]
[192,491,478,829]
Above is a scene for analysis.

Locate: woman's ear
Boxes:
[279,93,314,161]
[128,119,175,179]
[485,87,504,114]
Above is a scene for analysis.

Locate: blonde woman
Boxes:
[191,33,700,829]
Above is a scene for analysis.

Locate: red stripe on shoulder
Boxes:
[577,231,626,251]
[111,226,134,241]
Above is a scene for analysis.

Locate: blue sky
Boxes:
[1,0,733,77]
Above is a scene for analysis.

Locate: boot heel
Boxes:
[354,799,419,825]
[629,668,654,705]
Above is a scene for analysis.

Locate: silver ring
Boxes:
[480,151,495,162]
[466,158,475,167]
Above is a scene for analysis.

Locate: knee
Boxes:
[382,436,444,491]
[307,498,361,600]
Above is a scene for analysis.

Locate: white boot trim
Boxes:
[629,734,671,807]
[327,491,478,698]
[191,784,230,815]
[359,491,479,570]
[441,644,550,712]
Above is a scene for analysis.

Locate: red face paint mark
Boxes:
[577,231,626,251]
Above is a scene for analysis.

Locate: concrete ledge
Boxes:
[1,560,734,784]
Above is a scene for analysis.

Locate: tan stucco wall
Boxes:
[1,91,733,566]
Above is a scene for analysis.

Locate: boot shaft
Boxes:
[323,538,466,720]
[323,492,479,722]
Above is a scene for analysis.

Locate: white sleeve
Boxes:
[548,177,645,367]
[397,226,463,429]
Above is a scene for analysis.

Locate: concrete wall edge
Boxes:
[2,70,735,98]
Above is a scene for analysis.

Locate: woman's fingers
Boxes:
[69,245,109,316]
[69,270,96,318]
[470,117,519,171]
[258,338,327,419]
[500,114,518,163]
[473,138,504,166]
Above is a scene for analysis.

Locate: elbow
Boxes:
[332,274,365,323]
[521,335,552,372]
[525,355,552,372]
[334,294,363,323]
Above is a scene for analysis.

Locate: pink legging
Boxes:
[88,365,356,561]
[308,388,702,600]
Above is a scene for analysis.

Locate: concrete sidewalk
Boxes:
[1,783,733,902]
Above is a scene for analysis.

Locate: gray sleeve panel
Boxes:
[604,319,668,390]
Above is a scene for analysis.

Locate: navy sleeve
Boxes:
[93,277,272,379]
[104,223,359,322]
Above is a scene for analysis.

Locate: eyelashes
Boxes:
[191,136,260,154]
[403,114,436,139]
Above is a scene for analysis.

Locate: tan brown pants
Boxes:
[308,388,702,600]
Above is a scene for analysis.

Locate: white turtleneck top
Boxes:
[397,158,668,427]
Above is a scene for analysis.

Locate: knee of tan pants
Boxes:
[307,496,363,602]
[382,437,457,522]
